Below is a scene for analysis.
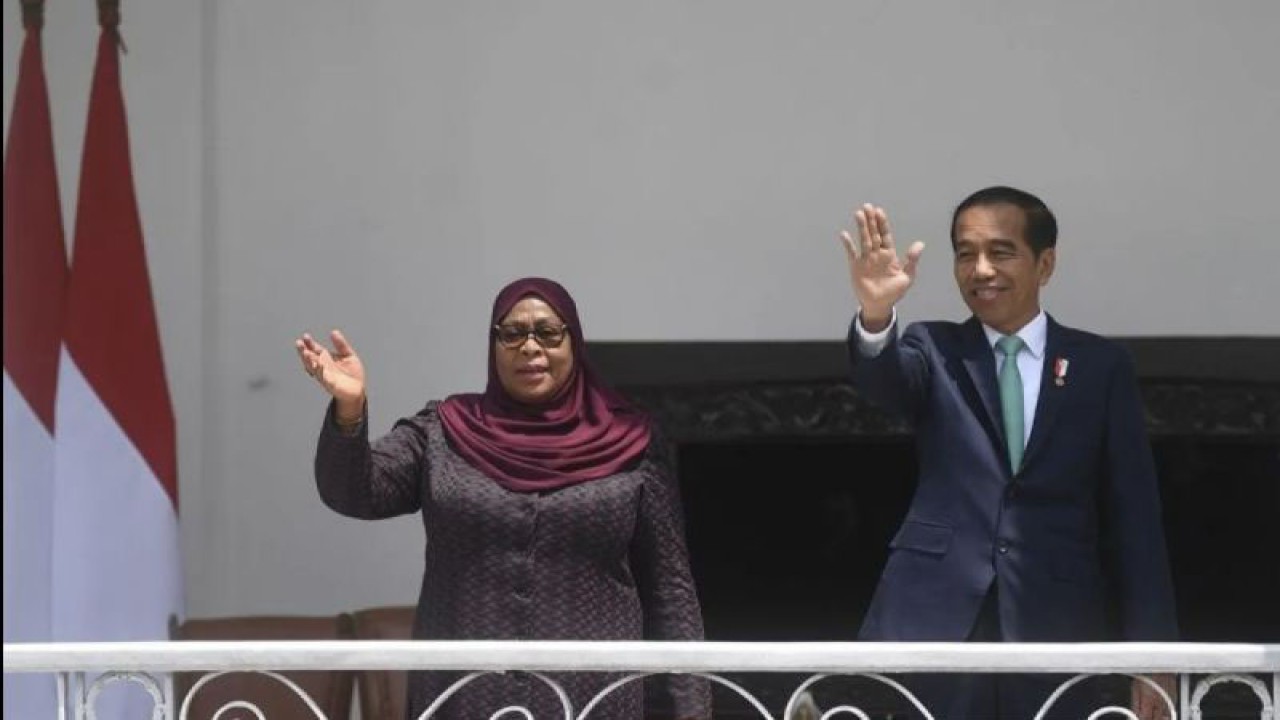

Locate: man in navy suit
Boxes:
[840,187,1177,720]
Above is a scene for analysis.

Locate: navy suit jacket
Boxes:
[850,315,1177,643]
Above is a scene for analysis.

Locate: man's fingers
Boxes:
[863,203,883,249]
[848,203,920,283]
[903,241,926,279]
[854,208,875,257]
[875,207,895,250]
[840,230,861,260]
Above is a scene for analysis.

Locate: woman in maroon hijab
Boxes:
[296,278,711,720]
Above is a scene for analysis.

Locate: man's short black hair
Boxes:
[950,186,1058,256]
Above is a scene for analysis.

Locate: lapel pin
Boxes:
[1054,357,1070,387]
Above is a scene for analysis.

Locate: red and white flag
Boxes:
[51,19,182,719]
[3,6,67,719]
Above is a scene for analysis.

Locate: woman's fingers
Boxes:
[330,329,355,358]
[294,340,312,374]
[296,334,333,380]
[294,338,316,369]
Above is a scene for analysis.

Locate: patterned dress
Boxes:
[316,401,711,719]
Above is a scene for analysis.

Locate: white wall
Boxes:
[7,1,1279,620]
[2,0,208,615]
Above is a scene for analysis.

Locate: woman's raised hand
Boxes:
[839,203,925,332]
[295,330,366,417]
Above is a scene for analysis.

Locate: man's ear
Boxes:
[1038,247,1057,286]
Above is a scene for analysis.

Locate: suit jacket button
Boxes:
[997,541,1010,554]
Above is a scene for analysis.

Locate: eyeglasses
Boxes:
[492,323,571,349]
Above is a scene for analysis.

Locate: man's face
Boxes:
[952,203,1055,335]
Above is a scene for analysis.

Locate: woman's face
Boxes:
[493,296,575,405]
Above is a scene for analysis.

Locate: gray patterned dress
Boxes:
[315,401,711,719]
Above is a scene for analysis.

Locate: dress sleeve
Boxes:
[630,429,713,719]
[314,400,434,519]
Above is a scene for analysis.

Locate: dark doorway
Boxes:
[679,439,915,642]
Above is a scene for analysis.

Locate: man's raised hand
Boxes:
[839,203,925,332]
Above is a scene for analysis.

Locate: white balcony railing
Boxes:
[5,641,1279,719]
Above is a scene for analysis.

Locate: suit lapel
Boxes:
[1022,316,1070,470]
[958,317,1006,456]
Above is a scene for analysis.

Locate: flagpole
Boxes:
[20,0,44,30]
[97,0,128,54]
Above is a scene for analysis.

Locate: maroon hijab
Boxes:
[437,278,652,492]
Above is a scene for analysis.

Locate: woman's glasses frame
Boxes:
[492,323,571,349]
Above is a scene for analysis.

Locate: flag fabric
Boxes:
[2,5,68,719]
[51,16,182,720]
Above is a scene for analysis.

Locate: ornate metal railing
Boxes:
[5,641,1279,719]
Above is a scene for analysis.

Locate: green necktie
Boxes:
[996,335,1026,474]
